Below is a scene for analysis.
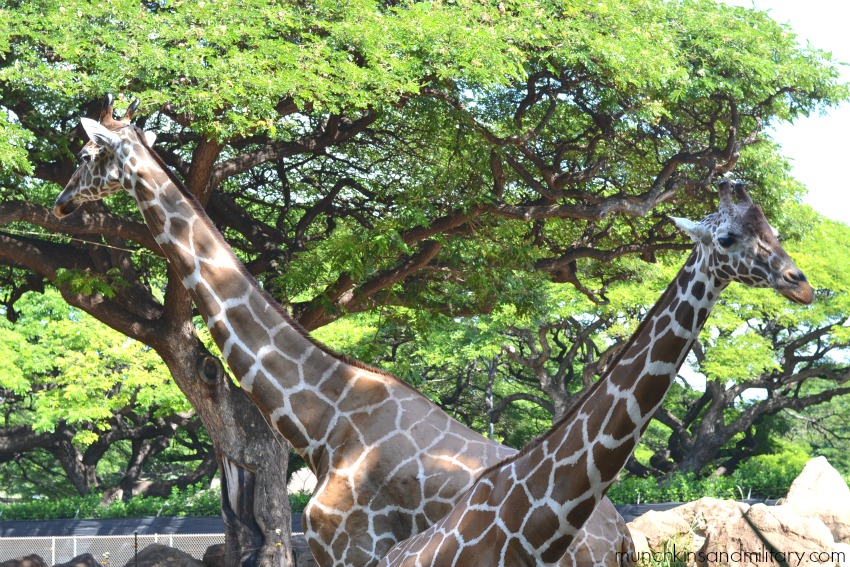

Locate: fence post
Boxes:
[51,537,56,565]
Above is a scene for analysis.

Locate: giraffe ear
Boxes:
[671,216,712,244]
[81,118,121,151]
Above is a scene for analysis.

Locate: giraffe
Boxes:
[376,180,814,566]
[52,97,633,566]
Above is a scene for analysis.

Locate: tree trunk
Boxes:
[675,432,726,476]
[155,276,295,567]
[107,445,219,502]
[673,387,729,476]
[51,423,99,496]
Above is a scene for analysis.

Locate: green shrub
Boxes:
[606,473,724,505]
[0,484,215,520]
[607,476,664,504]
[733,449,809,500]
[289,490,311,514]
[0,492,108,520]
[609,449,810,505]
[0,483,315,521]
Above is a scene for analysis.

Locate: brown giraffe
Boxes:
[376,180,814,566]
[52,97,633,566]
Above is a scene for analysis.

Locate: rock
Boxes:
[202,544,225,567]
[0,555,47,567]
[628,509,693,551]
[672,497,751,551]
[625,494,850,566]
[669,497,749,530]
[52,554,99,567]
[292,533,318,567]
[700,503,837,567]
[626,527,651,556]
[834,543,850,567]
[625,498,750,560]
[120,544,204,567]
[783,456,850,543]
[295,550,318,567]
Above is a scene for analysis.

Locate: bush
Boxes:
[608,451,809,505]
[733,450,809,500]
[0,484,217,520]
[606,476,663,505]
[289,490,311,514]
[0,492,104,521]
[0,483,315,521]
[608,473,738,505]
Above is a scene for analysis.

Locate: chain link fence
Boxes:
[0,533,224,565]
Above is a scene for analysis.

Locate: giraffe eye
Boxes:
[717,234,737,248]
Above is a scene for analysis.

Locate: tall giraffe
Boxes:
[52,98,633,566]
[376,180,814,566]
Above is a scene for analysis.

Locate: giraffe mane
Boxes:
[130,126,421,389]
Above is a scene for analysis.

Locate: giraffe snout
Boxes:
[777,268,814,305]
[53,193,79,218]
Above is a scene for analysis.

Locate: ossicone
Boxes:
[124,99,140,121]
[717,178,752,211]
[94,93,139,128]
[98,93,114,123]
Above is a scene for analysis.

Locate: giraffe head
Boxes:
[54,94,155,218]
[671,180,813,305]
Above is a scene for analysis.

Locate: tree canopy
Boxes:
[1,0,848,560]
[0,290,213,499]
[314,210,850,477]
[2,1,845,329]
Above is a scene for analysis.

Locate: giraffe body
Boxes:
[377,182,814,566]
[55,99,633,566]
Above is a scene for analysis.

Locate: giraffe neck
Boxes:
[378,247,725,565]
[527,245,723,555]
[124,134,374,469]
[379,251,725,567]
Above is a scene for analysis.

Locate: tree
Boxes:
[356,212,850,480]
[0,290,215,500]
[0,0,846,564]
[783,390,850,476]
[646,214,850,477]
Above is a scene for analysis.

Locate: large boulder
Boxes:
[626,497,750,557]
[671,497,750,551]
[295,551,319,567]
[669,497,749,528]
[120,544,204,567]
[628,509,693,552]
[201,544,225,567]
[53,554,99,567]
[700,503,839,567]
[782,456,850,543]
[0,555,47,567]
[291,533,318,567]
[625,467,850,567]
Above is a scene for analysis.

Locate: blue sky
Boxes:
[725,0,850,225]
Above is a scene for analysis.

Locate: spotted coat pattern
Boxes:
[54,100,635,567]
[376,182,814,566]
